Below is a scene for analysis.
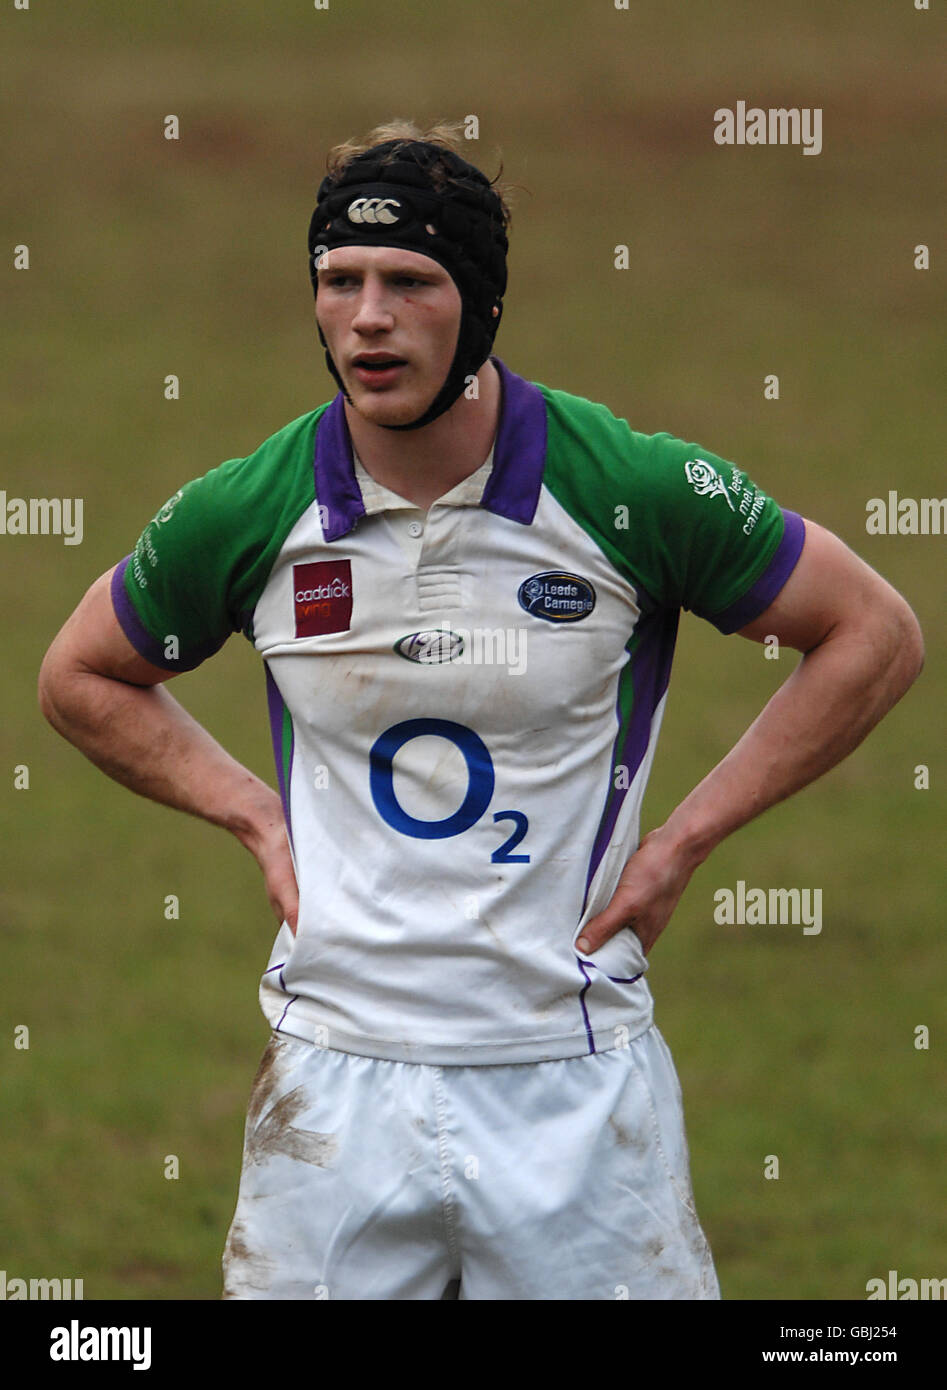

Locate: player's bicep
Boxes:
[41,566,175,691]
[736,519,893,653]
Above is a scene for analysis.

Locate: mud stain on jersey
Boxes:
[221,1218,274,1296]
[608,1113,648,1156]
[246,1085,339,1168]
[247,1034,284,1131]
[480,917,513,956]
[609,1114,631,1146]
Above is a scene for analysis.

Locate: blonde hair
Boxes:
[324,119,515,232]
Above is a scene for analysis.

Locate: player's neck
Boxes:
[344,358,501,511]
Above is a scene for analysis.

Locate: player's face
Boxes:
[315,246,461,427]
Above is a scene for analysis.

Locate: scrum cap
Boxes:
[308,139,508,430]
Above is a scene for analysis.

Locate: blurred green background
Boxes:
[2,0,943,1300]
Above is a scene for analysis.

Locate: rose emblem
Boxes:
[684,459,735,510]
[156,489,184,526]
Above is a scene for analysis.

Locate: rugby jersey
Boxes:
[111,356,804,1064]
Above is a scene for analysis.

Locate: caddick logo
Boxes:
[395,629,465,664]
[518,571,596,623]
[347,197,402,226]
[293,560,352,637]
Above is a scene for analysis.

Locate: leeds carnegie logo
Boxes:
[346,197,402,226]
[684,458,735,511]
[395,629,465,664]
[518,571,595,624]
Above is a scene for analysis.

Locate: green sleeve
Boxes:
[111,409,323,671]
[540,386,804,631]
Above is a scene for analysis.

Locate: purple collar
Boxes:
[313,356,547,541]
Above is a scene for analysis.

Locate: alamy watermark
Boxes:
[866,492,945,535]
[394,622,527,676]
[714,102,822,156]
[50,1320,151,1370]
[0,492,83,545]
[714,880,822,935]
[1,1269,84,1299]
[866,1270,945,1300]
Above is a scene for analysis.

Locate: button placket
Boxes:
[413,508,464,612]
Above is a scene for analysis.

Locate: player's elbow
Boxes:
[879,592,924,698]
[38,639,83,735]
[899,602,924,685]
[37,645,67,729]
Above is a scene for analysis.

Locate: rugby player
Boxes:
[38,121,924,1300]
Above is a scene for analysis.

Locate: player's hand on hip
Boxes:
[259,827,300,937]
[236,798,300,936]
[576,827,694,957]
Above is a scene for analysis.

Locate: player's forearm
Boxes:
[662,598,924,868]
[39,666,281,848]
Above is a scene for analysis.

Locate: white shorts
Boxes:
[222,1025,720,1300]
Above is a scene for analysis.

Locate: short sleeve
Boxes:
[619,433,805,633]
[111,461,248,672]
[538,387,806,635]
[109,408,324,673]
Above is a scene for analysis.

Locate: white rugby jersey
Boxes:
[112,357,804,1064]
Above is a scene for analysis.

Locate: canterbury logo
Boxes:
[346,197,402,225]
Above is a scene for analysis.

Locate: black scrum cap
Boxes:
[308,140,508,430]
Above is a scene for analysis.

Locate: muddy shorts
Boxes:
[222,1023,720,1300]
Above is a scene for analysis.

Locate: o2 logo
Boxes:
[369,718,529,863]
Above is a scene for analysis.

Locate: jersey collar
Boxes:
[352,447,495,515]
[313,356,547,541]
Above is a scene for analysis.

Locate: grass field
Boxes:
[1,1,944,1300]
